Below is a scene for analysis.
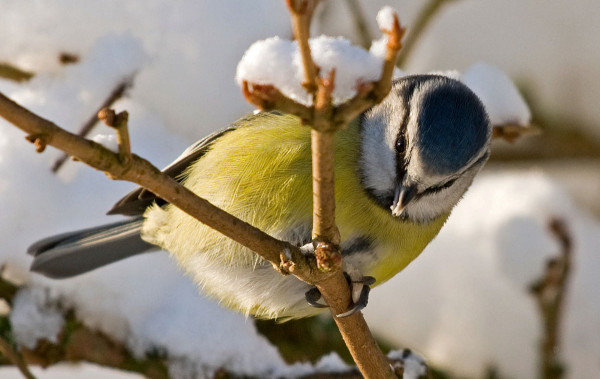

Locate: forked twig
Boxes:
[52,78,133,172]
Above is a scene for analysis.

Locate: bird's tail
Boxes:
[28,216,155,279]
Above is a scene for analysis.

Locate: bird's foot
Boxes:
[304,273,376,318]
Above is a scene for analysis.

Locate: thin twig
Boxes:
[345,0,373,48]
[492,123,541,143]
[529,218,573,379]
[396,0,460,67]
[287,0,320,95]
[98,108,132,166]
[52,78,133,172]
[0,336,37,379]
[0,63,34,83]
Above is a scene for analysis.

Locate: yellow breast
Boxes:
[179,112,448,284]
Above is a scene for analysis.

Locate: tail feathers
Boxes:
[29,217,155,279]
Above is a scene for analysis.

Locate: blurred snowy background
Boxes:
[0,0,599,378]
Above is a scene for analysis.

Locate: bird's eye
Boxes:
[395,134,407,155]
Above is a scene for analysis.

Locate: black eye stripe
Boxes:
[422,178,456,195]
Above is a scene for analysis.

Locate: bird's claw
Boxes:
[305,287,328,308]
[336,275,375,318]
[304,275,376,317]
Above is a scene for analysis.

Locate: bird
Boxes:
[28,74,491,320]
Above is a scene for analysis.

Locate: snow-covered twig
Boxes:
[241,2,404,378]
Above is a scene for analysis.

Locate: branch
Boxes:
[244,3,405,378]
[492,123,540,143]
[0,336,37,379]
[0,62,34,83]
[0,92,337,286]
[529,218,573,379]
[396,0,460,67]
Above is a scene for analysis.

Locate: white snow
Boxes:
[365,171,600,379]
[388,349,428,379]
[10,287,64,349]
[0,1,596,379]
[236,36,384,106]
[461,62,532,126]
[376,6,398,32]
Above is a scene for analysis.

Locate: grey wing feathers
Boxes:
[29,217,154,279]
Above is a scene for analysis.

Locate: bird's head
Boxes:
[360,75,492,223]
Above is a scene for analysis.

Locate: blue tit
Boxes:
[29,74,491,320]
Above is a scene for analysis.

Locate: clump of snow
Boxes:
[461,62,531,126]
[92,133,119,153]
[10,287,64,349]
[236,36,384,106]
[388,349,428,379]
[313,352,351,373]
[376,6,398,32]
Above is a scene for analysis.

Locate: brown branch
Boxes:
[529,218,573,379]
[0,336,37,379]
[396,0,460,67]
[245,4,405,379]
[52,78,133,173]
[0,63,34,83]
[0,92,343,289]
[98,108,132,166]
[287,0,321,96]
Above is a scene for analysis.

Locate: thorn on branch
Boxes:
[25,134,49,153]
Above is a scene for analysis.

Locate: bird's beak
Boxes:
[390,183,417,217]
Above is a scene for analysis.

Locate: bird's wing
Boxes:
[107,111,279,216]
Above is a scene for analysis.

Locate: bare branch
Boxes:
[0,93,337,286]
[396,0,461,67]
[287,0,321,95]
[98,108,132,166]
[0,336,37,379]
[0,62,34,83]
[529,218,573,379]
